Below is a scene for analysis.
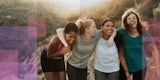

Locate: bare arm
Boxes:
[119,47,131,80]
[47,38,70,59]
[150,42,160,66]
[149,42,160,77]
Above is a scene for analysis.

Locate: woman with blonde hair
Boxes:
[57,17,130,80]
[57,18,102,80]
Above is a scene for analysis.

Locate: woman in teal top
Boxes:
[118,28,147,72]
[118,8,147,80]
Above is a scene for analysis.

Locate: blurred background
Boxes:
[0,0,160,80]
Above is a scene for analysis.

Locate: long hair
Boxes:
[121,8,142,35]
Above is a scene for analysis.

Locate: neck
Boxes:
[128,27,138,34]
[103,34,110,40]
[128,28,139,37]
[82,33,92,42]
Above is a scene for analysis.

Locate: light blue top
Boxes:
[94,38,120,73]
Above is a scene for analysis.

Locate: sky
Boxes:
[51,0,105,9]
[45,0,110,18]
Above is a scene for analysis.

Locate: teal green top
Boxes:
[118,28,147,72]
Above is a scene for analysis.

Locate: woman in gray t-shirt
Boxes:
[57,18,108,80]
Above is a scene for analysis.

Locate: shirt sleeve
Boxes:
[117,28,125,35]
[56,28,68,47]
[95,30,103,40]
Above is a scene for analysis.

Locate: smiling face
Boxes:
[122,8,142,34]
[64,23,78,46]
[101,21,114,36]
[126,13,138,28]
[64,31,77,46]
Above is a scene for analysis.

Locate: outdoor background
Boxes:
[0,0,160,80]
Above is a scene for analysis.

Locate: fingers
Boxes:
[112,28,117,37]
[156,67,160,79]
[61,46,71,54]
[125,72,131,80]
[142,21,149,32]
[107,28,117,47]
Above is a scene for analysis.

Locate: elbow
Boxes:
[47,53,53,59]
[119,56,124,63]
[47,55,51,59]
[118,52,123,59]
[119,54,125,62]
[47,54,57,59]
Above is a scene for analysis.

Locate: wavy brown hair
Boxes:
[121,8,142,35]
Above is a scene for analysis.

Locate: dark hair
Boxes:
[122,8,142,35]
[64,23,78,34]
[101,18,115,27]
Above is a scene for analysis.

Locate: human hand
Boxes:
[59,46,71,55]
[111,28,117,38]
[141,21,149,32]
[125,72,131,80]
[107,28,117,47]
[155,65,160,79]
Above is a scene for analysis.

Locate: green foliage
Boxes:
[68,0,159,27]
[137,0,158,18]
[0,0,67,39]
[0,0,159,39]
[153,2,160,17]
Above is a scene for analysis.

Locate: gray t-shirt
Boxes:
[68,30,102,68]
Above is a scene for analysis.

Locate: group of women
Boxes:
[41,8,160,80]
